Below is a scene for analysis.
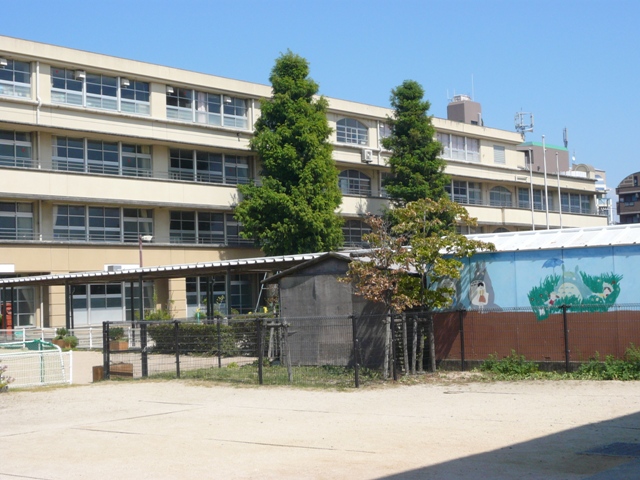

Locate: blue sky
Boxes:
[3,0,637,202]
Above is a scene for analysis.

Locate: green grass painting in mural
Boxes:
[528,265,622,321]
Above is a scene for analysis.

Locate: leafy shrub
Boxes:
[148,323,241,357]
[479,350,539,376]
[63,335,79,349]
[109,327,125,341]
[575,345,640,380]
[54,328,68,340]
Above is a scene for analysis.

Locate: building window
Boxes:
[167,88,248,129]
[561,192,591,214]
[51,67,150,115]
[437,133,480,162]
[339,170,372,196]
[186,275,253,314]
[85,73,118,110]
[379,123,391,142]
[0,286,35,327]
[342,219,371,248]
[197,212,225,244]
[0,130,32,168]
[53,205,86,240]
[170,211,251,246]
[170,211,196,243]
[186,276,227,314]
[445,180,483,205]
[493,145,505,164]
[121,144,152,177]
[88,207,121,242]
[0,202,33,240]
[120,80,150,115]
[489,186,512,207]
[0,59,31,98]
[52,136,85,172]
[87,140,119,175]
[123,209,153,243]
[52,137,152,177]
[337,118,368,145]
[518,188,549,211]
[54,205,153,242]
[171,149,249,185]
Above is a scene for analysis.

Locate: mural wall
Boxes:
[450,245,639,320]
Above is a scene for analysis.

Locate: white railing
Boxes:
[0,341,72,388]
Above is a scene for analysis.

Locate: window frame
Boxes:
[336,118,369,145]
[0,58,31,99]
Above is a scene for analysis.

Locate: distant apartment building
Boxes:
[0,36,608,328]
[616,172,640,224]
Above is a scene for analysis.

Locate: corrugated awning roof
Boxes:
[0,253,326,287]
[466,224,640,252]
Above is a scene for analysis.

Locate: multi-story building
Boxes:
[0,36,608,328]
[616,171,640,224]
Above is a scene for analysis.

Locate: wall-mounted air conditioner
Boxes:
[361,149,373,163]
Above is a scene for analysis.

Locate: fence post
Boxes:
[256,318,263,385]
[141,322,148,378]
[174,321,180,379]
[459,309,465,372]
[351,315,360,388]
[562,305,570,373]
[103,321,110,379]
[217,316,222,368]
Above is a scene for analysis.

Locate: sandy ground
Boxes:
[2,353,640,479]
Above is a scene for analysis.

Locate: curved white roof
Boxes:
[467,224,640,252]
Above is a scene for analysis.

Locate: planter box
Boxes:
[110,363,133,377]
[109,340,129,352]
[52,339,69,348]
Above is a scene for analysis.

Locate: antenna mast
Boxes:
[515,111,534,140]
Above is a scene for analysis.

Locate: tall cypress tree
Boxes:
[382,80,450,209]
[235,51,343,256]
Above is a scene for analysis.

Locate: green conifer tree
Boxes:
[235,51,343,255]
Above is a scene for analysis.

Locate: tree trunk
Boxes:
[427,314,436,373]
[383,316,391,379]
[402,314,409,376]
[411,317,417,374]
[417,320,424,373]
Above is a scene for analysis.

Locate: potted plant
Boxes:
[109,327,128,351]
[52,328,78,349]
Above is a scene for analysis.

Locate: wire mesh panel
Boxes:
[0,347,71,388]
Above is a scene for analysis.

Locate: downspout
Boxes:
[36,62,42,170]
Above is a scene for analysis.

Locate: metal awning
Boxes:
[0,253,326,287]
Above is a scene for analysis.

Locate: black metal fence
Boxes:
[103,304,640,387]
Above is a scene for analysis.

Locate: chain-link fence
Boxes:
[102,304,640,387]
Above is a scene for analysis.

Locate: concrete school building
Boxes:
[0,35,608,328]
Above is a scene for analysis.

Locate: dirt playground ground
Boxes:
[2,352,640,479]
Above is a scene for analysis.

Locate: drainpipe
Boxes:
[36,61,42,125]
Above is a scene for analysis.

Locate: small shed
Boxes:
[264,253,387,369]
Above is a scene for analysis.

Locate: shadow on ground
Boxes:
[377,411,640,480]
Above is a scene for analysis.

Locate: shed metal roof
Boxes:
[466,224,640,253]
[0,253,325,287]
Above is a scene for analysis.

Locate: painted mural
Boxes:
[527,258,622,320]
[446,245,638,319]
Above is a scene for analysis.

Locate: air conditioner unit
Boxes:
[106,264,123,272]
[361,149,373,163]
[75,70,86,80]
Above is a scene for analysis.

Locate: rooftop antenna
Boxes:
[515,111,534,140]
[563,127,568,149]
